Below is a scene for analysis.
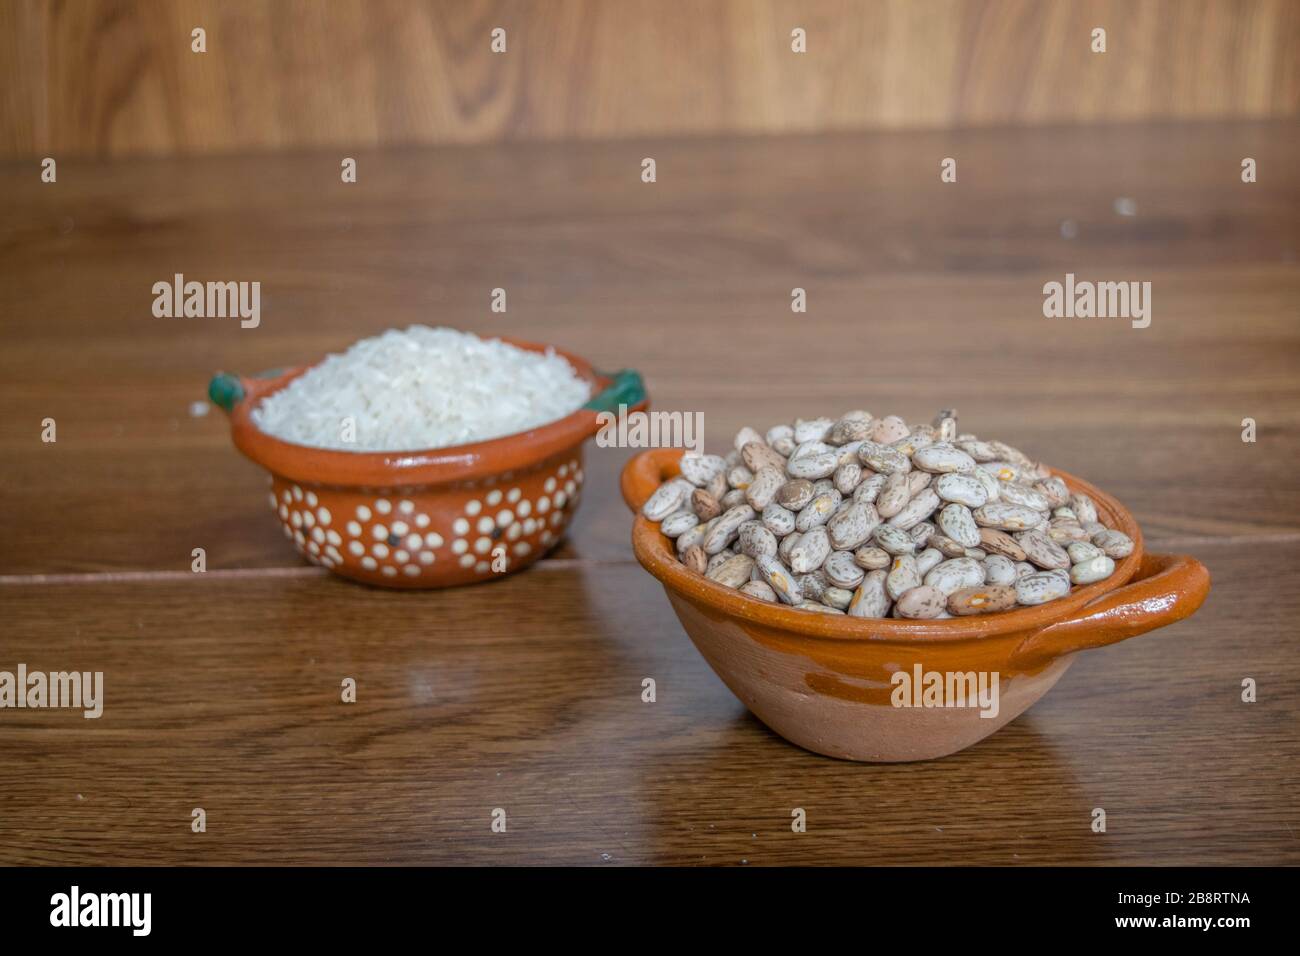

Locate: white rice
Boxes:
[251,326,591,451]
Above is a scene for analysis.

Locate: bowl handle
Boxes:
[620,448,685,513]
[1010,552,1211,669]
[208,373,246,413]
[585,368,647,413]
[208,368,289,414]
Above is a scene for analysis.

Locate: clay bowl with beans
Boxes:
[209,341,647,589]
[621,446,1210,762]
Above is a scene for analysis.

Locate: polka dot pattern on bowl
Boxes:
[269,457,584,584]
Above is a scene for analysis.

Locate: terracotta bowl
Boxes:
[622,448,1210,762]
[211,338,647,588]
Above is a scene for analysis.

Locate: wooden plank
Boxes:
[0,540,1295,865]
[1,122,1297,573]
[1,0,1296,158]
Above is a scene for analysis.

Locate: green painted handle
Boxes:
[584,369,646,413]
[208,368,286,413]
[208,373,245,413]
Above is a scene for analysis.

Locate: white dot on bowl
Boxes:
[517,500,531,517]
[475,561,490,574]
[477,516,494,535]
[372,543,389,558]
[419,551,435,565]
[487,489,503,506]
[465,500,482,516]
[349,541,364,556]
[356,505,371,521]
[403,565,420,576]
[306,491,318,507]
[361,556,377,570]
[391,520,409,536]
[558,465,568,478]
[537,496,550,514]
[291,512,303,528]
[302,510,315,527]
[474,537,492,554]
[506,522,522,541]
[375,498,392,515]
[551,512,563,526]
[564,481,575,496]
[311,527,325,543]
[326,546,342,562]
[372,524,387,540]
[308,541,321,555]
[576,469,584,482]
[282,525,293,539]
[267,493,277,509]
[458,554,475,568]
[279,505,289,520]
[453,518,469,535]
[394,549,409,563]
[507,488,521,503]
[347,520,362,536]
[381,566,397,577]
[399,500,414,514]
[544,478,556,493]
[317,507,332,525]
[424,532,444,548]
[405,533,422,549]
[452,539,468,555]
[541,530,554,544]
[282,490,292,504]
[524,518,537,534]
[554,492,567,509]
[415,514,430,528]
[496,509,514,528]
[294,530,306,546]
[292,485,304,501]
[327,530,342,546]
[514,542,532,557]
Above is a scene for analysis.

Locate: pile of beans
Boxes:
[641,410,1135,618]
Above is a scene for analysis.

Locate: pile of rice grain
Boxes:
[251,326,591,451]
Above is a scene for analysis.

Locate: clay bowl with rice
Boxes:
[621,441,1210,763]
[211,327,647,588]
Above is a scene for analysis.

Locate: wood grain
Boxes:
[0,121,1297,864]
[0,543,1296,865]
[1,0,1296,158]
[1,121,1297,573]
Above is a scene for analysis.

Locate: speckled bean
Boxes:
[755,554,802,605]
[947,585,1018,616]
[789,526,831,573]
[937,503,981,548]
[895,585,947,619]
[886,554,922,600]
[847,570,890,618]
[1015,570,1071,605]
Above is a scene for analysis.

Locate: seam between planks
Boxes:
[1,533,1298,586]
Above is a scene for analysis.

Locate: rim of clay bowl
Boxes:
[626,449,1147,643]
[212,337,648,488]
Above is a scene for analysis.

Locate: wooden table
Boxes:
[2,121,1297,865]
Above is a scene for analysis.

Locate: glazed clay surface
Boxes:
[623,448,1210,761]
